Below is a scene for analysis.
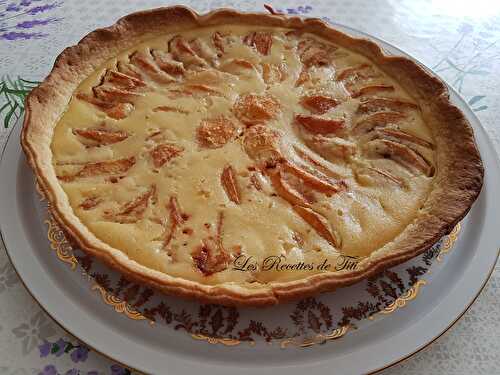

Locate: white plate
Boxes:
[0,23,499,375]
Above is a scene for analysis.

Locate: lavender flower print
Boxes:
[38,340,51,357]
[38,364,57,375]
[71,346,89,363]
[0,1,63,41]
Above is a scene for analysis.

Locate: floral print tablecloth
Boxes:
[0,1,499,374]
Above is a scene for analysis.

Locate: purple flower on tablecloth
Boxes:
[110,364,131,375]
[274,5,313,15]
[0,0,63,40]
[39,340,51,357]
[71,346,89,363]
[38,364,58,375]
[52,338,67,356]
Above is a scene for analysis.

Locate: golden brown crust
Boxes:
[21,5,483,306]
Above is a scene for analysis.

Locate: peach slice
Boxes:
[153,105,189,114]
[130,51,176,84]
[268,169,311,207]
[76,94,134,119]
[93,85,143,103]
[196,116,236,149]
[117,61,144,80]
[169,35,207,68]
[336,63,373,81]
[243,125,283,168]
[233,93,280,126]
[351,84,395,98]
[151,49,185,76]
[58,157,136,182]
[189,38,218,66]
[365,139,434,176]
[355,166,405,188]
[376,128,434,149]
[109,185,156,224]
[261,63,288,84]
[150,143,184,168]
[295,114,345,135]
[300,94,339,115]
[79,196,102,210]
[212,31,226,54]
[357,97,418,114]
[297,38,334,67]
[292,145,344,179]
[352,111,406,134]
[73,127,129,146]
[103,70,147,90]
[282,161,342,195]
[243,31,273,55]
[295,67,310,87]
[221,165,241,204]
[293,205,341,248]
[162,195,186,249]
[192,212,230,276]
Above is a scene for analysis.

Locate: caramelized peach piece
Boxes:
[221,165,241,204]
[80,196,102,210]
[365,139,434,176]
[243,31,273,55]
[300,95,339,114]
[243,125,283,167]
[130,51,176,84]
[189,38,218,66]
[153,105,189,114]
[117,61,144,80]
[376,128,434,149]
[357,97,418,114]
[355,166,405,188]
[93,85,143,103]
[261,63,287,84]
[293,205,340,248]
[295,67,310,87]
[295,114,345,135]
[282,161,342,195]
[103,70,147,89]
[184,84,223,96]
[162,196,186,248]
[58,157,135,182]
[212,31,225,54]
[351,85,395,98]
[249,173,263,191]
[73,127,129,146]
[233,93,280,126]
[196,116,236,149]
[268,169,311,206]
[297,38,335,67]
[76,94,135,119]
[151,49,185,76]
[292,145,344,179]
[336,63,373,81]
[150,143,184,168]
[353,111,406,134]
[192,212,230,275]
[109,185,156,223]
[169,35,206,67]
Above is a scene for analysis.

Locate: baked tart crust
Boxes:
[21,6,483,306]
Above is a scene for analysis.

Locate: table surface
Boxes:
[0,1,499,374]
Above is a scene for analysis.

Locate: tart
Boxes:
[21,6,483,306]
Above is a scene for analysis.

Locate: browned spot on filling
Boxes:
[105,185,156,224]
[153,105,189,114]
[261,63,288,84]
